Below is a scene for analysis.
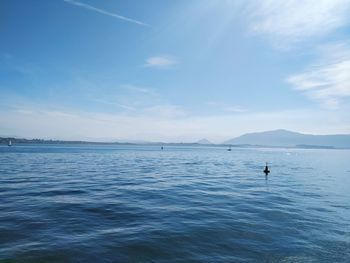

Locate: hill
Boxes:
[196,139,212,145]
[224,129,350,148]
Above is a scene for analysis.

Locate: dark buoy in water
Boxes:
[161,146,164,150]
[264,162,270,176]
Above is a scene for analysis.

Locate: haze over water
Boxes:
[1,144,349,262]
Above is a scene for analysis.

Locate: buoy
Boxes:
[264,162,270,175]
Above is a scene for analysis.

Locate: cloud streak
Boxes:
[144,56,178,68]
[287,43,350,108]
[63,0,149,27]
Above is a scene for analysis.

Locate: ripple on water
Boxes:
[0,145,349,262]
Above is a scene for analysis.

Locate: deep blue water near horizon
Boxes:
[0,144,349,262]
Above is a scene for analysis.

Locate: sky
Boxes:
[1,0,350,142]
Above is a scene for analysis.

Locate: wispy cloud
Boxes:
[1,104,349,142]
[143,105,187,118]
[89,98,136,111]
[144,56,178,69]
[121,84,159,97]
[206,102,248,114]
[0,53,43,76]
[63,0,149,27]
[242,1,350,108]
[287,43,350,108]
[247,0,350,47]
[224,106,248,113]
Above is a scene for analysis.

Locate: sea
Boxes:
[0,144,349,262]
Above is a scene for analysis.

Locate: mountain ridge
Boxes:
[224,129,350,148]
[196,139,212,145]
[2,129,350,149]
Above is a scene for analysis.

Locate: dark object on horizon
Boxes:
[8,139,12,147]
[161,146,164,150]
[227,145,232,151]
[264,162,270,176]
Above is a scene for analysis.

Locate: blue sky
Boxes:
[1,0,350,142]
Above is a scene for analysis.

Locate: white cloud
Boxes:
[243,1,350,108]
[247,0,350,47]
[287,43,350,108]
[144,56,178,68]
[63,0,149,27]
[206,102,248,114]
[224,106,248,113]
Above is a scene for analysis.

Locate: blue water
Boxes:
[0,145,349,262]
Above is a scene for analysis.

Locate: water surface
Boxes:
[1,145,349,262]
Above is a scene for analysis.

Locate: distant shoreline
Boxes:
[1,137,348,149]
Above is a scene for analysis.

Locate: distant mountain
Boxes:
[224,129,350,148]
[196,139,212,145]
